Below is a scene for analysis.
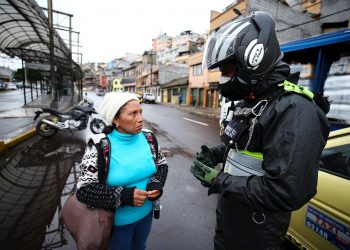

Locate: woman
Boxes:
[76,91,168,250]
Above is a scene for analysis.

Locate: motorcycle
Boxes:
[34,103,106,138]
[79,96,94,107]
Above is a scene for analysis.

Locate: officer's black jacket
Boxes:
[211,61,330,249]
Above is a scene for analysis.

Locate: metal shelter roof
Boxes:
[281,28,350,53]
[0,0,81,78]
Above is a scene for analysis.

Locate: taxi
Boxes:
[286,127,350,250]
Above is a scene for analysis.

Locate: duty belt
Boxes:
[224,150,265,176]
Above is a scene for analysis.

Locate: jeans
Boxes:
[109,211,153,250]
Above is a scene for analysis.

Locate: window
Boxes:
[172,88,178,95]
[193,64,203,76]
[320,143,350,179]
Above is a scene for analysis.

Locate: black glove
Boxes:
[190,160,219,188]
[196,145,216,167]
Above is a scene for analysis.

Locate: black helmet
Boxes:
[203,11,283,85]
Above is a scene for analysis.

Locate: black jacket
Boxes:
[211,63,330,249]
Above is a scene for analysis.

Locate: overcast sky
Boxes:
[35,0,234,64]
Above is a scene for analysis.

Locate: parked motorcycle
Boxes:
[34,104,106,138]
[79,97,94,107]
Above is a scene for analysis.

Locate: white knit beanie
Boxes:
[98,91,138,124]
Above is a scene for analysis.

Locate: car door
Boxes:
[287,128,350,250]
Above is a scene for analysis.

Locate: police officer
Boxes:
[190,11,330,249]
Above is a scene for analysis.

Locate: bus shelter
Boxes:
[0,0,82,106]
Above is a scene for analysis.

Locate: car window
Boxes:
[320,143,350,179]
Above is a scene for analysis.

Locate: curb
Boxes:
[0,101,74,155]
[0,127,36,154]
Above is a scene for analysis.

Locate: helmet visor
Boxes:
[202,19,250,70]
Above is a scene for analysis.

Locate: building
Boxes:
[160,76,188,104]
[203,0,350,109]
[121,60,142,93]
[153,30,205,65]
[136,50,189,102]
[152,33,172,52]
[112,78,123,92]
[187,52,212,108]
[0,66,12,82]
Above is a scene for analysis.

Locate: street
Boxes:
[0,91,222,250]
[1,2,349,249]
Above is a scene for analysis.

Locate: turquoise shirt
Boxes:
[107,129,156,226]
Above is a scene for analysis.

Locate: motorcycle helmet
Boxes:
[203,11,283,86]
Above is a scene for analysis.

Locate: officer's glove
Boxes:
[196,145,216,167]
[190,159,219,186]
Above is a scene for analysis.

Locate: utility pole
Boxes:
[150,51,153,89]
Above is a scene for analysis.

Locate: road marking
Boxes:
[183,117,208,126]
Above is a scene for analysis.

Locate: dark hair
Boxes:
[102,102,128,134]
[102,123,116,134]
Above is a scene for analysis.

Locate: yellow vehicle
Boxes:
[135,93,143,103]
[286,127,350,250]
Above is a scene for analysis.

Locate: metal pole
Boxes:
[77,33,80,64]
[22,60,26,105]
[150,51,153,92]
[36,71,39,98]
[48,0,58,108]
[30,75,33,101]
[69,15,74,105]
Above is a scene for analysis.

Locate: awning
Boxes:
[161,76,188,88]
[0,0,81,78]
[281,28,350,53]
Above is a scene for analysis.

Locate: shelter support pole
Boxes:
[22,60,26,106]
[48,0,58,109]
[69,15,74,105]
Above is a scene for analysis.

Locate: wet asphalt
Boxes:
[0,94,223,250]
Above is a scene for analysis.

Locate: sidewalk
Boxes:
[0,94,74,154]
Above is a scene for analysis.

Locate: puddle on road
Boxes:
[143,120,195,159]
[161,146,195,159]
[0,136,85,250]
[143,120,167,138]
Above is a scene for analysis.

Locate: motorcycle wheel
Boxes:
[90,118,106,134]
[36,118,58,137]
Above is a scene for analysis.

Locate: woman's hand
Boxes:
[147,190,161,199]
[133,189,148,207]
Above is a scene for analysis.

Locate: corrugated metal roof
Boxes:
[0,0,81,77]
[161,76,188,88]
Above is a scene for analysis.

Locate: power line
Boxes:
[277,8,350,32]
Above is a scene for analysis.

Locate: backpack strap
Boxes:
[142,130,159,162]
[95,142,105,184]
[150,133,159,160]
[95,137,110,184]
